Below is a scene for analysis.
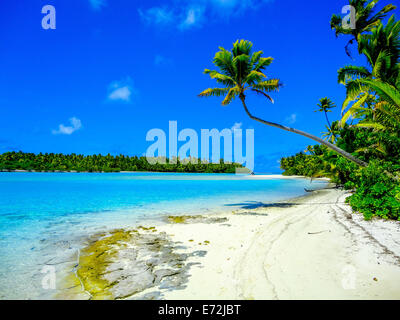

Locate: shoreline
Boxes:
[0,173,330,299]
[0,170,327,180]
[57,188,400,300]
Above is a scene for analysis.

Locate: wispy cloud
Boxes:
[107,78,134,103]
[52,117,82,135]
[285,113,297,125]
[139,0,273,31]
[138,7,175,25]
[89,0,107,11]
[179,7,205,30]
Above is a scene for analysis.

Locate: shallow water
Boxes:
[0,172,327,299]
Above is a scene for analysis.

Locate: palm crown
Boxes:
[315,97,336,128]
[315,98,336,113]
[198,40,281,105]
[330,0,396,57]
[331,0,395,38]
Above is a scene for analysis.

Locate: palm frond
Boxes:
[354,121,387,130]
[338,65,371,84]
[374,101,400,128]
[251,50,263,68]
[198,88,230,98]
[251,89,274,103]
[372,50,392,78]
[342,79,369,111]
[203,69,236,87]
[233,54,251,84]
[213,48,237,79]
[358,78,400,106]
[222,87,240,106]
[252,79,281,92]
[340,92,371,127]
[231,40,253,57]
[244,70,267,85]
[253,57,273,72]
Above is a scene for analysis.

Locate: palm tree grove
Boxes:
[199,0,400,221]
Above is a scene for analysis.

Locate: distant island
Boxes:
[0,151,244,173]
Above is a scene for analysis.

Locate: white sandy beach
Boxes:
[60,187,400,300]
[132,188,400,300]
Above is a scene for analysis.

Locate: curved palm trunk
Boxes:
[239,95,368,167]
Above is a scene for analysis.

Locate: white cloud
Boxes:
[108,86,131,102]
[89,0,106,10]
[52,117,82,135]
[107,78,134,103]
[179,7,205,30]
[285,114,297,125]
[139,0,273,31]
[231,122,242,130]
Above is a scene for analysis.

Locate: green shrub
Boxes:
[346,161,400,220]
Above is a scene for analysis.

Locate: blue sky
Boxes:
[0,0,398,172]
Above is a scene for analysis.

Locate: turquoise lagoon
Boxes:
[0,172,327,299]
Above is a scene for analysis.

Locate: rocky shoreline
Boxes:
[57,217,227,300]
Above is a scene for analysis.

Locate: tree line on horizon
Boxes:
[198,0,400,220]
[0,151,243,173]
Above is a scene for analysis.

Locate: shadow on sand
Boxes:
[225,201,343,210]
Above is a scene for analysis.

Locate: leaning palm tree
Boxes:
[198,39,367,167]
[315,97,336,128]
[330,0,396,58]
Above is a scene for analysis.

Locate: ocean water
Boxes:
[0,172,327,299]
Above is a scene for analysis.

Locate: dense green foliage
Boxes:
[346,161,400,220]
[281,128,400,220]
[0,151,243,173]
[282,1,400,220]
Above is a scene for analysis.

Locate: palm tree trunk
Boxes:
[325,111,331,129]
[239,94,368,167]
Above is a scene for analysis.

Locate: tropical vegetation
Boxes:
[281,1,400,220]
[200,1,400,220]
[330,0,396,58]
[0,151,243,173]
[198,40,367,167]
